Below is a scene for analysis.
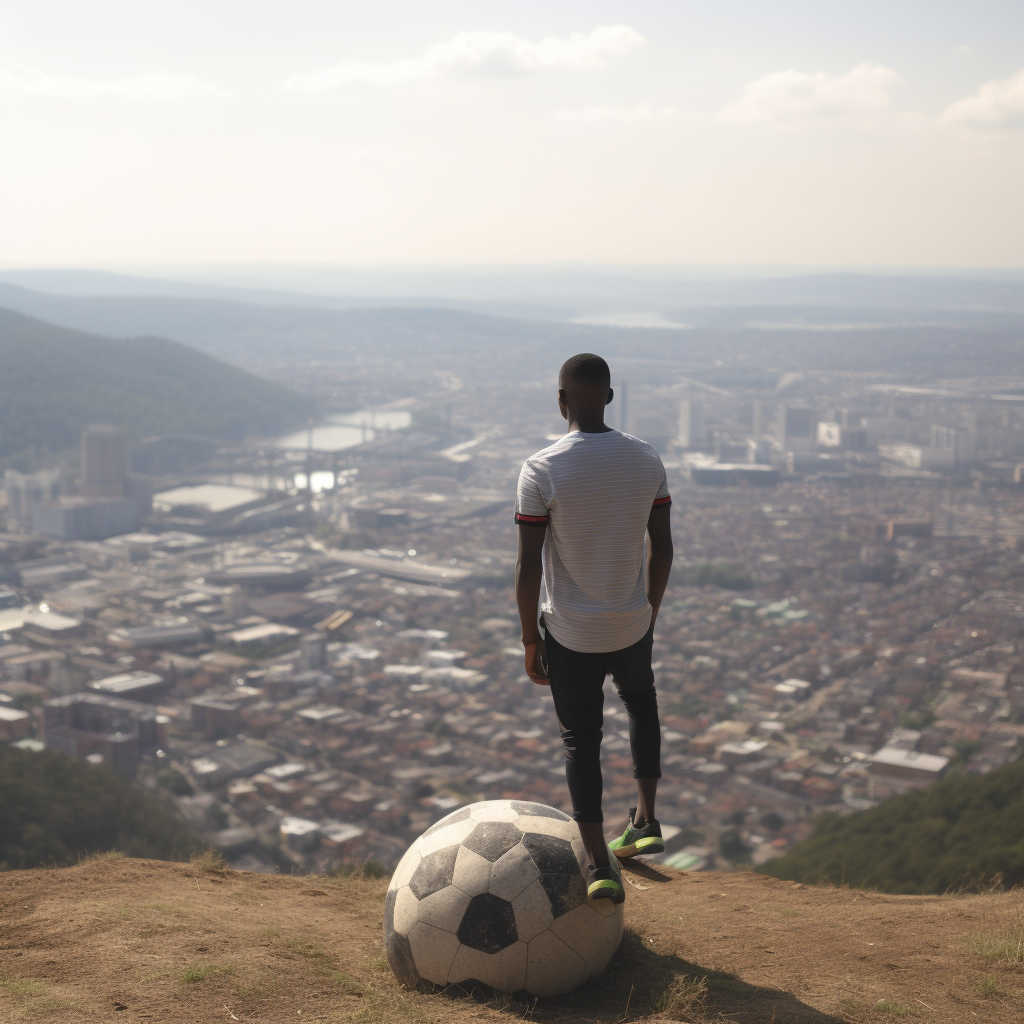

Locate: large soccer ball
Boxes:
[384,800,624,998]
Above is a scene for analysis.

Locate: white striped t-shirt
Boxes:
[516,429,671,653]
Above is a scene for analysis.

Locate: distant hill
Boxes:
[0,281,554,371]
[0,747,201,869]
[2,277,1024,386]
[0,307,310,467]
[760,756,1024,894]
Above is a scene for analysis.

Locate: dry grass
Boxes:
[873,999,920,1018]
[967,905,1024,965]
[1,979,50,998]
[972,977,1008,999]
[653,973,708,1018]
[77,849,124,864]
[0,977,78,1019]
[179,964,232,984]
[188,848,228,876]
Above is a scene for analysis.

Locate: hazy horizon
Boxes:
[3,1,1023,269]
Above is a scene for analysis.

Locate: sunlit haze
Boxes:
[2,0,1023,268]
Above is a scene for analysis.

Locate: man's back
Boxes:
[516,429,670,653]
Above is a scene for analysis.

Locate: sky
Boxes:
[1,0,1022,269]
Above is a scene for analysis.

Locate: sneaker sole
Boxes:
[612,836,666,859]
[588,879,625,905]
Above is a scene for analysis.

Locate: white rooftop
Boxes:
[154,484,265,514]
[227,623,299,645]
[279,816,320,837]
[871,747,949,774]
[90,671,164,693]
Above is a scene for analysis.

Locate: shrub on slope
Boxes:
[760,756,1024,894]
[0,307,309,465]
[0,747,202,870]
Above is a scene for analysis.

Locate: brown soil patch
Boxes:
[0,857,1020,1023]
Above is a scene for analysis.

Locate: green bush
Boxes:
[760,756,1024,893]
[0,747,202,869]
[158,768,195,797]
[678,561,753,591]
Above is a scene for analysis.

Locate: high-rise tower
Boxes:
[81,425,127,498]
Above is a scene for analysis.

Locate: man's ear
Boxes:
[606,387,614,406]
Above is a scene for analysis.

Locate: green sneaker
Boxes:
[587,864,625,905]
[609,807,666,859]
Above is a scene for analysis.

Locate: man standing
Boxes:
[515,353,674,905]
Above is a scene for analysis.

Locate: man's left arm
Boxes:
[646,504,674,628]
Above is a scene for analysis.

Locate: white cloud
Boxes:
[719,62,898,123]
[286,25,646,91]
[941,67,1024,127]
[0,68,226,101]
[556,102,677,123]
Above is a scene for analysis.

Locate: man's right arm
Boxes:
[515,524,550,685]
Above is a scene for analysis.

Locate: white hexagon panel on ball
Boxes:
[384,800,624,998]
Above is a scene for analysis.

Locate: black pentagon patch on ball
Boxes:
[409,845,460,900]
[539,872,587,918]
[521,832,578,875]
[420,805,472,839]
[386,928,420,989]
[456,892,519,954]
[463,821,523,863]
[511,801,571,822]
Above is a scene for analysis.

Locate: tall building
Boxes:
[29,426,150,541]
[931,424,975,468]
[634,416,674,455]
[777,405,817,454]
[82,425,127,498]
[678,398,706,449]
[4,468,63,525]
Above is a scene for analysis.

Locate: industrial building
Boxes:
[42,692,168,779]
[89,671,170,703]
[16,426,153,541]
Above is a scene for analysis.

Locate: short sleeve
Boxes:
[652,459,671,508]
[515,460,549,526]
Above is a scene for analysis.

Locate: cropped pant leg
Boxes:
[604,625,662,782]
[545,625,663,823]
[544,629,606,823]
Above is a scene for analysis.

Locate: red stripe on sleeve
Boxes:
[652,495,672,507]
[515,512,549,525]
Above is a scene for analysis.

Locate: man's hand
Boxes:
[524,641,550,686]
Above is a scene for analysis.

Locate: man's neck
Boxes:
[567,416,612,434]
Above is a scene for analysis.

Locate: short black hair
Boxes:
[559,353,611,388]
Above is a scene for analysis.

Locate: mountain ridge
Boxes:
[0,307,310,468]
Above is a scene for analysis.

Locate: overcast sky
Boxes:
[1,0,1022,268]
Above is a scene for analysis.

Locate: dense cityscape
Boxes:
[3,355,1023,878]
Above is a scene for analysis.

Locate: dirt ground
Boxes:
[0,855,1020,1024]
